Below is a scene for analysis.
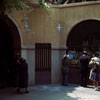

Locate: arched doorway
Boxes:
[0,13,21,88]
[67,19,100,53]
[66,19,100,84]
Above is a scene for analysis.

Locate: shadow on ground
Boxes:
[0,84,83,100]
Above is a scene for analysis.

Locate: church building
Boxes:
[0,0,100,86]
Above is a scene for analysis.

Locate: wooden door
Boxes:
[35,43,51,84]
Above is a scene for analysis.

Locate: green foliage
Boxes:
[0,0,50,12]
[0,0,29,12]
[39,0,50,10]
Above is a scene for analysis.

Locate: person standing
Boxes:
[89,52,100,90]
[62,54,70,86]
[79,51,90,87]
[15,53,29,93]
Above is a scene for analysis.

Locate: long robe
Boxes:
[16,59,28,88]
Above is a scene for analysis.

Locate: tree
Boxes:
[0,0,50,12]
[0,0,29,12]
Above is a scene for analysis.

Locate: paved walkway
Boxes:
[0,84,100,100]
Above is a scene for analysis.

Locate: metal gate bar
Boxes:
[35,43,51,72]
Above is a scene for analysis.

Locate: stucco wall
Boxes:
[59,1,100,46]
[10,1,100,47]
[8,1,100,84]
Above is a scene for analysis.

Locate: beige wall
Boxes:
[10,1,100,47]
[59,2,100,46]
[7,1,100,84]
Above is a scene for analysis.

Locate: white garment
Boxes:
[89,57,100,65]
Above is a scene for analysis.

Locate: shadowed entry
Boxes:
[35,43,51,84]
[67,19,100,52]
[0,19,13,88]
[0,14,21,88]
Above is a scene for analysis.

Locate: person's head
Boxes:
[83,51,88,55]
[94,52,99,57]
[16,53,21,60]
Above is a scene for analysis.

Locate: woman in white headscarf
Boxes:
[89,52,100,90]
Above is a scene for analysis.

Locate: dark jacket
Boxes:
[62,57,70,74]
[80,55,89,74]
[16,58,28,88]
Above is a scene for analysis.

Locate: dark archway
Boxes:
[67,19,100,53]
[66,19,100,84]
[0,13,21,88]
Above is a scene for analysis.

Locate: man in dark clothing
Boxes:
[79,51,90,87]
[62,54,70,86]
[15,53,29,93]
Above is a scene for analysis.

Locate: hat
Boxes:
[94,52,99,57]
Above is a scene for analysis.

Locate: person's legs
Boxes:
[80,74,84,86]
[93,81,99,90]
[64,73,68,86]
[95,81,99,87]
[25,87,29,93]
[62,73,65,85]
[84,73,88,87]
